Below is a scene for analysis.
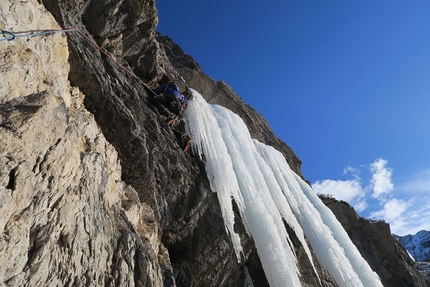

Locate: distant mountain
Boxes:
[397,231,430,262]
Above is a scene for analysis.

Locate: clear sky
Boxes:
[156,1,430,236]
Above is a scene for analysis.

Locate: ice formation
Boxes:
[184,89,383,287]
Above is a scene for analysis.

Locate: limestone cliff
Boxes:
[1,2,165,286]
[0,0,428,286]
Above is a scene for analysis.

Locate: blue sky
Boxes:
[156,1,430,236]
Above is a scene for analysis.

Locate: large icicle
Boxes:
[184,89,383,287]
[254,141,383,287]
[293,173,384,287]
[184,88,244,259]
[185,90,302,286]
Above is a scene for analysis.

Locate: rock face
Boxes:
[1,2,165,286]
[416,263,430,283]
[320,195,430,287]
[1,0,429,286]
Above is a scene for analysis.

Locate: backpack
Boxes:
[168,94,183,116]
[163,83,186,116]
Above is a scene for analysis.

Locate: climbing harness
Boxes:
[0,27,152,91]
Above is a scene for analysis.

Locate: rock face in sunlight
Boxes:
[1,0,429,286]
[0,2,164,286]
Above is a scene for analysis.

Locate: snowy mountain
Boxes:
[397,230,430,262]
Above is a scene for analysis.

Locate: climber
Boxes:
[144,75,192,151]
[144,75,188,126]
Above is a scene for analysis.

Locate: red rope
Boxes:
[68,28,152,89]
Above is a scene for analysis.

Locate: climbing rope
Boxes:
[2,27,192,152]
[1,27,151,89]
[0,28,75,42]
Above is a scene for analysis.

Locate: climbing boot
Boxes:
[164,111,178,126]
[180,134,192,152]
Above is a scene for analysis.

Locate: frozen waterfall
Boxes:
[183,89,383,287]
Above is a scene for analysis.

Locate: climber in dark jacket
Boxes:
[145,77,188,125]
[143,75,192,151]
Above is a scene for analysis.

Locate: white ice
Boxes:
[184,89,383,287]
